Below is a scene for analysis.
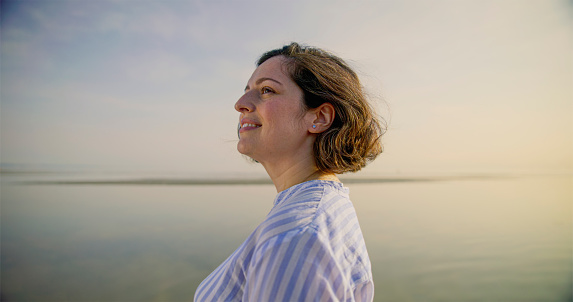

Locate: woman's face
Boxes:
[235,56,315,164]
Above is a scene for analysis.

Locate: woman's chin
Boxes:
[236,141,252,156]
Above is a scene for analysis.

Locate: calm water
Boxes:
[1,173,571,301]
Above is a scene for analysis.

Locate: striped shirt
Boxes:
[194,180,374,302]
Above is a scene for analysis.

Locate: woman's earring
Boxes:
[312,125,317,129]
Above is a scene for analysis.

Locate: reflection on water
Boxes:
[1,174,571,301]
[351,177,572,302]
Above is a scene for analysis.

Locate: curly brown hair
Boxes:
[257,42,385,173]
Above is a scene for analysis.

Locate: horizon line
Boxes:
[11,173,571,186]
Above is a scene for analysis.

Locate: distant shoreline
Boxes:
[11,175,517,186]
[3,167,571,186]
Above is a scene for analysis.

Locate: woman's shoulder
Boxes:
[254,180,350,244]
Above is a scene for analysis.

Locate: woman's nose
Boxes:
[234,92,254,113]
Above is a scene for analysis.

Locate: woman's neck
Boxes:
[262,155,339,192]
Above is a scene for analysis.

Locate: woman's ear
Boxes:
[309,102,335,133]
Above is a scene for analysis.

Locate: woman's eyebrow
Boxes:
[245,77,283,91]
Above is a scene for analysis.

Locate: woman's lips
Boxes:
[239,118,261,133]
[239,123,261,133]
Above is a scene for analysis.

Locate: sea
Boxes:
[1,169,571,301]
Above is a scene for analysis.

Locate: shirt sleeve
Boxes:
[243,230,373,302]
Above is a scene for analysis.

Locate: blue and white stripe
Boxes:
[194,180,374,301]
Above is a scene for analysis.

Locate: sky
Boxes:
[1,0,571,176]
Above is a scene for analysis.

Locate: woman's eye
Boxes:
[261,87,274,94]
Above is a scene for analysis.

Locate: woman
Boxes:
[195,42,384,302]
